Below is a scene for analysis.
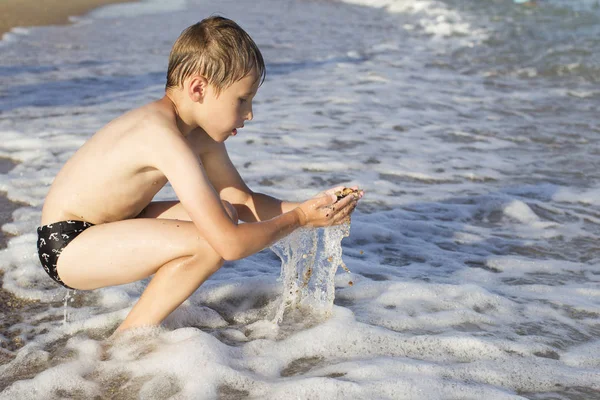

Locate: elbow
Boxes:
[219,245,246,262]
[214,225,254,261]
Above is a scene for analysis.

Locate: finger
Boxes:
[336,193,357,207]
[332,208,353,225]
[344,198,358,213]
[324,194,356,222]
[350,187,364,198]
[331,201,355,223]
[333,196,356,214]
[337,189,362,203]
[348,186,361,198]
[343,201,357,216]
[325,202,343,223]
[338,202,354,217]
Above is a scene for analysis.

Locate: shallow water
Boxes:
[0,0,599,398]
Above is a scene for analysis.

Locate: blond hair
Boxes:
[166,16,265,94]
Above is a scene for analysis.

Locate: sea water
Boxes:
[271,223,351,323]
[0,0,599,398]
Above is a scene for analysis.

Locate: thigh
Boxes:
[136,201,190,220]
[137,200,238,223]
[56,218,213,290]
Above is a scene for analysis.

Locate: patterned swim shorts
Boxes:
[37,220,94,289]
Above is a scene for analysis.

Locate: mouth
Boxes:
[231,125,244,136]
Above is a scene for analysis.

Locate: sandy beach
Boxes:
[0,0,138,36]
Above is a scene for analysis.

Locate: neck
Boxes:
[164,90,199,137]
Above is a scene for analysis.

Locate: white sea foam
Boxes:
[553,186,600,206]
[338,0,488,43]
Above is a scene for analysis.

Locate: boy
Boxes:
[37,16,362,332]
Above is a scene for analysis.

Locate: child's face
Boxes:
[199,70,260,142]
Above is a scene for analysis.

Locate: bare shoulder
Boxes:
[86,97,198,181]
[114,98,193,162]
[131,99,182,140]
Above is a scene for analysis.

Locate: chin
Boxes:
[217,135,230,143]
[205,132,227,143]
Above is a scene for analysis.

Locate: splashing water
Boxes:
[63,290,73,325]
[270,222,351,323]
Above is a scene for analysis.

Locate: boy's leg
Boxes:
[56,201,238,331]
[117,201,238,331]
[116,246,223,331]
[118,201,238,331]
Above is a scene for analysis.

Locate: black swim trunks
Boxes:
[37,220,93,289]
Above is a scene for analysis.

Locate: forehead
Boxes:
[229,69,260,94]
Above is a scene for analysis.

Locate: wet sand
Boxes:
[0,0,138,36]
[0,158,38,367]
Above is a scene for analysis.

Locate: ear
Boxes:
[188,75,209,103]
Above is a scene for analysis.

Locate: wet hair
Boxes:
[166,16,266,94]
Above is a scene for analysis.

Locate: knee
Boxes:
[205,257,225,275]
[221,200,239,225]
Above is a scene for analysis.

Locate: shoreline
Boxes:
[0,0,139,37]
[0,158,20,249]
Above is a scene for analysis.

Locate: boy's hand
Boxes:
[296,186,363,227]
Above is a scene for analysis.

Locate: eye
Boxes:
[239,98,247,103]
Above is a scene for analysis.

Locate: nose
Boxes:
[245,105,253,121]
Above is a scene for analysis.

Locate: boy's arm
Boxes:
[242,192,300,222]
[153,132,309,261]
[201,141,299,222]
[154,132,350,261]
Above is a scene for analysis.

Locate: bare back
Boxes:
[41,99,183,225]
